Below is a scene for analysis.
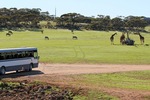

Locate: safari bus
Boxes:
[0,47,39,75]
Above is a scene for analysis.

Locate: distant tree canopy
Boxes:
[56,13,149,32]
[0,8,52,30]
[0,7,149,32]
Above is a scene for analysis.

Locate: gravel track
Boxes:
[36,63,150,75]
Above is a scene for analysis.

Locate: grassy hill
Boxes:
[0,29,150,64]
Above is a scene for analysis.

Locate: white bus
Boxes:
[0,47,39,75]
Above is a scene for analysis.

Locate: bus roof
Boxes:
[0,47,37,53]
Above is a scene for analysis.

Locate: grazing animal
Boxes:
[6,32,11,36]
[72,36,78,40]
[8,30,13,34]
[120,32,126,45]
[41,30,44,34]
[138,33,144,44]
[45,36,49,40]
[71,29,74,34]
[110,33,117,45]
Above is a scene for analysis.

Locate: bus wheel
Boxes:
[0,67,6,75]
[29,64,33,71]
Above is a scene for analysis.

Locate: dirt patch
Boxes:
[36,63,150,75]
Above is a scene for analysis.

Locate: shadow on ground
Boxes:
[0,70,44,79]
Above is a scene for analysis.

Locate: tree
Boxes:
[124,16,148,31]
[57,13,82,31]
[89,15,111,31]
[111,17,124,30]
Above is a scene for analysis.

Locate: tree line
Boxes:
[56,13,149,32]
[0,8,149,32]
[0,8,51,30]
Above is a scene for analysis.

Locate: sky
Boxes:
[0,0,150,18]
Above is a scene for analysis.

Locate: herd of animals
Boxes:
[5,30,78,40]
[5,30,146,45]
[110,31,145,45]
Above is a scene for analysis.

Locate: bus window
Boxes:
[25,52,29,57]
[14,53,18,58]
[0,53,5,60]
[29,52,34,57]
[18,54,22,58]
[0,53,4,60]
[22,52,26,57]
[6,53,12,59]
[17,51,25,58]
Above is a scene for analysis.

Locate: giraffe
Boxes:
[120,32,126,45]
[138,33,144,44]
[110,33,117,45]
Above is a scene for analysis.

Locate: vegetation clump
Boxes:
[0,81,74,100]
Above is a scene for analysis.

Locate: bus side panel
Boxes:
[31,57,39,68]
[33,63,39,68]
[0,58,31,72]
[5,64,30,72]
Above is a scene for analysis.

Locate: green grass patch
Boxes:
[74,91,118,100]
[0,81,20,90]
[0,29,150,64]
[145,25,150,32]
[72,71,150,91]
[66,71,150,99]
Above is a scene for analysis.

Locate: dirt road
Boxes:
[35,63,150,75]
